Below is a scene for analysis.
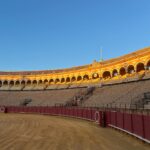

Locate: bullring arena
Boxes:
[0,47,150,150]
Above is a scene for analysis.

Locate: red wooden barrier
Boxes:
[116,112,124,129]
[72,108,75,117]
[110,111,117,126]
[47,107,51,115]
[70,108,73,116]
[99,111,106,127]
[82,109,86,119]
[89,109,93,120]
[105,111,110,126]
[80,108,83,118]
[35,106,38,113]
[2,106,150,143]
[143,115,150,141]
[78,108,82,118]
[74,108,78,118]
[86,109,90,120]
[61,107,64,116]
[91,109,96,121]
[64,108,67,116]
[132,114,144,138]
[123,113,133,133]
[95,111,100,123]
[87,109,91,120]
[44,106,48,114]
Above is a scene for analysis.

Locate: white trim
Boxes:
[95,111,100,123]
[109,124,150,144]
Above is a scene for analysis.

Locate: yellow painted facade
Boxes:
[0,47,150,87]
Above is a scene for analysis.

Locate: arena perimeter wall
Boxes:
[0,106,150,144]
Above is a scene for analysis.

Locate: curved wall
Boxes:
[0,47,150,89]
[2,106,150,143]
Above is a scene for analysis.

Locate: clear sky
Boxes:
[0,0,150,71]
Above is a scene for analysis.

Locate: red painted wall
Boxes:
[2,106,150,143]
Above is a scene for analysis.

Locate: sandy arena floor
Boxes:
[0,113,149,150]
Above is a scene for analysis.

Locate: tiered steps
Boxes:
[23,85,34,91]
[10,85,24,91]
[0,85,10,91]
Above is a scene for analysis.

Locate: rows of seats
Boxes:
[0,76,150,109]
[82,79,150,109]
[0,88,86,106]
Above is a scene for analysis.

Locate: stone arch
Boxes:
[147,60,150,70]
[112,69,118,77]
[38,80,43,85]
[21,80,25,86]
[49,79,54,84]
[9,80,14,86]
[27,80,31,85]
[71,76,76,82]
[55,78,60,84]
[127,65,134,74]
[44,79,48,84]
[33,80,37,85]
[15,80,20,86]
[136,63,145,72]
[119,67,126,76]
[61,78,65,83]
[66,77,70,83]
[77,76,82,81]
[92,73,99,79]
[3,80,8,86]
[83,75,89,80]
[103,71,111,79]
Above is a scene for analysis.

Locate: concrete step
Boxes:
[144,104,150,109]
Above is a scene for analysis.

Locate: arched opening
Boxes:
[147,60,150,70]
[44,79,48,84]
[83,75,89,81]
[112,69,118,77]
[71,77,76,82]
[120,67,126,76]
[136,63,145,72]
[33,80,37,85]
[66,77,70,83]
[77,76,82,81]
[21,80,25,86]
[127,65,134,74]
[15,80,20,86]
[38,80,43,85]
[103,71,111,79]
[3,80,8,86]
[61,78,65,83]
[0,81,2,87]
[49,79,54,84]
[55,78,60,84]
[92,73,99,79]
[27,80,31,85]
[10,80,14,86]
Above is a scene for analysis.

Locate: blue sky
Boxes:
[0,0,150,71]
